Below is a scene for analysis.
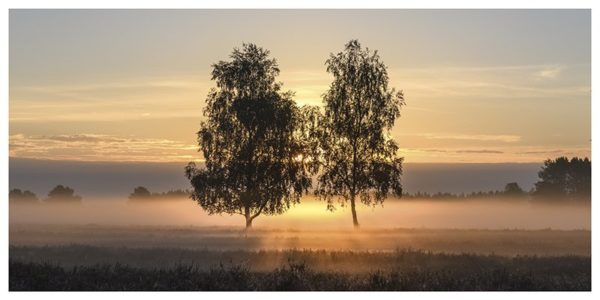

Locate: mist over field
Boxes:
[9,159,591,289]
[9,197,590,230]
[9,130,591,292]
[9,158,589,231]
[10,157,589,230]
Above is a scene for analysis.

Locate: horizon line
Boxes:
[7,156,553,165]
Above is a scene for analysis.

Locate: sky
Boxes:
[9,9,591,163]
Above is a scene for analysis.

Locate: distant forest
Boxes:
[127,186,190,202]
[9,156,591,205]
[405,157,590,202]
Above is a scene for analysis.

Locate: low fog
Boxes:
[9,196,591,230]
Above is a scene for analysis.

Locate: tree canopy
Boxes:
[534,157,591,202]
[503,182,526,197]
[9,188,39,205]
[185,43,318,228]
[46,185,82,204]
[129,186,152,200]
[315,40,405,227]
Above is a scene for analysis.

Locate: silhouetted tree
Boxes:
[503,182,526,197]
[9,188,39,204]
[568,157,592,200]
[45,185,82,204]
[185,43,319,228]
[534,157,591,202]
[316,40,405,228]
[129,186,152,200]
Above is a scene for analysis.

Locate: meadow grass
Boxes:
[9,225,591,291]
[10,248,590,291]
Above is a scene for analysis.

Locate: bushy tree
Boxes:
[534,157,591,202]
[503,182,526,197]
[568,157,592,200]
[129,186,152,200]
[9,188,39,204]
[316,40,405,227]
[46,185,82,204]
[185,43,319,228]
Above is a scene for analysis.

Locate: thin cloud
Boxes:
[8,133,590,164]
[516,150,566,155]
[13,78,207,94]
[455,150,504,154]
[399,146,590,163]
[402,148,503,154]
[392,64,576,74]
[30,134,125,143]
[9,77,209,122]
[428,134,521,143]
[535,66,562,79]
[9,134,201,163]
[390,64,588,99]
[399,133,521,143]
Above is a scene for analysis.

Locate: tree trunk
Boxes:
[244,206,252,229]
[350,194,359,228]
[351,140,359,229]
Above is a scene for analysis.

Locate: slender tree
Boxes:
[316,40,405,228]
[185,43,318,228]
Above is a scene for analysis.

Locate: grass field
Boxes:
[10,248,590,291]
[9,224,591,256]
[9,224,591,291]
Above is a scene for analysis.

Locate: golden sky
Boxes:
[9,10,591,163]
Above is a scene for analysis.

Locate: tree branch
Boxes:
[251,198,269,220]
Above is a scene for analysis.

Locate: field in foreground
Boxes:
[9,225,591,291]
[10,248,590,291]
[9,224,591,256]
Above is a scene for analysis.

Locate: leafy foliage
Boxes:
[46,185,82,204]
[503,182,526,196]
[534,157,591,201]
[128,186,151,200]
[185,44,318,227]
[316,40,405,226]
[9,189,39,204]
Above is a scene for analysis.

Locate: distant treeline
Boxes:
[9,185,191,205]
[402,182,529,200]
[9,185,81,205]
[9,157,591,205]
[403,157,590,203]
[128,186,191,202]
